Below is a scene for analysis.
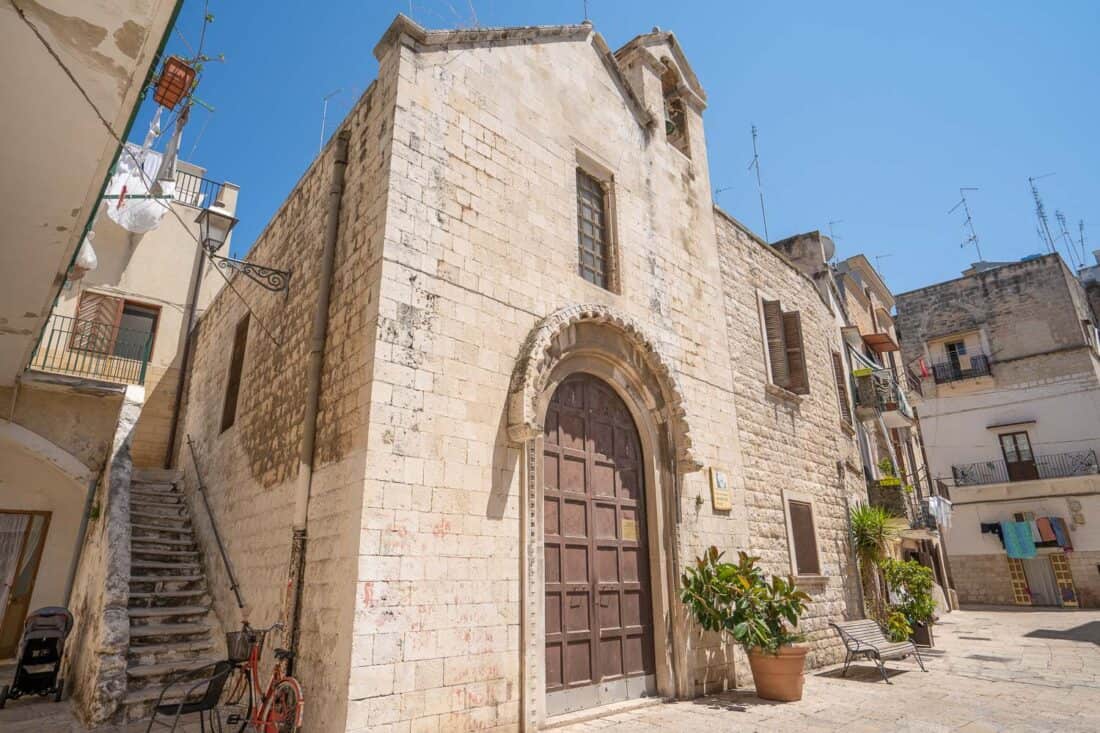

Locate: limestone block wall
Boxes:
[179,70,396,732]
[715,211,865,669]
[345,26,753,731]
[949,554,1016,606]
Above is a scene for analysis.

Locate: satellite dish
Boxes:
[821,235,836,261]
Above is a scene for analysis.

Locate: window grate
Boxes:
[576,169,609,288]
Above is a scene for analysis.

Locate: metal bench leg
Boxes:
[912,645,927,672]
[874,655,891,684]
[842,650,854,677]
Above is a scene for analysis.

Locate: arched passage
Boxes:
[508,304,697,727]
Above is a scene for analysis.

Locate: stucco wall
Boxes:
[716,212,866,669]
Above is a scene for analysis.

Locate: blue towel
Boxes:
[1050,518,1072,550]
[1001,520,1037,559]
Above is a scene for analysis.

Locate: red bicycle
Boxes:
[223,621,303,732]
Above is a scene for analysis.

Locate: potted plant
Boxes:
[680,547,811,701]
[883,558,937,647]
[848,504,898,622]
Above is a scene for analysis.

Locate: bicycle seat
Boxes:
[274,647,294,661]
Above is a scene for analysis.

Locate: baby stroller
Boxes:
[0,606,73,708]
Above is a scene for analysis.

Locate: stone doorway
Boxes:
[543,373,656,716]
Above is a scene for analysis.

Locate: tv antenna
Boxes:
[319,88,343,153]
[714,185,734,197]
[1055,210,1081,269]
[747,124,769,242]
[948,187,983,260]
[1080,220,1089,264]
[1028,174,1058,255]
[873,253,893,273]
[827,219,844,241]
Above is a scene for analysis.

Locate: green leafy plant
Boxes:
[679,547,810,655]
[885,610,913,642]
[849,503,898,622]
[877,457,896,477]
[882,559,936,628]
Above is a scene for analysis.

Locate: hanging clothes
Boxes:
[981,522,1005,549]
[927,496,952,528]
[1001,521,1037,559]
[1036,517,1056,543]
[1050,518,1073,550]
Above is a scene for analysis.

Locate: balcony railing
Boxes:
[932,354,992,384]
[952,450,1099,487]
[29,314,152,385]
[174,170,224,209]
[854,368,915,422]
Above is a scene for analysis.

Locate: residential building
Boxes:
[895,253,1100,610]
[173,16,871,732]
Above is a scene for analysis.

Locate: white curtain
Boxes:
[0,514,30,615]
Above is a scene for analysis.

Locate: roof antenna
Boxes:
[873,253,893,273]
[827,219,843,241]
[583,0,589,21]
[1028,174,1058,255]
[1080,220,1089,265]
[319,88,342,154]
[948,187,983,261]
[1056,211,1082,269]
[748,124,769,242]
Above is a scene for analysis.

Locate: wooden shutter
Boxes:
[783,311,808,393]
[788,500,820,575]
[72,291,123,353]
[762,300,788,387]
[832,351,853,426]
[220,315,250,432]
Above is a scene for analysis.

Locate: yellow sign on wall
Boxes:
[710,467,732,511]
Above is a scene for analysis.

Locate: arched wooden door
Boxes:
[543,373,656,716]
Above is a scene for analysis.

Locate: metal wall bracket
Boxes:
[207,253,291,293]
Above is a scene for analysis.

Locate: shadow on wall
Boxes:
[487,405,518,521]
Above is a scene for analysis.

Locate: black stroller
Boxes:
[0,606,73,708]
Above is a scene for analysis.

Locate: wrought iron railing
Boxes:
[28,314,152,385]
[854,368,915,420]
[952,449,1099,486]
[174,169,224,209]
[932,354,992,384]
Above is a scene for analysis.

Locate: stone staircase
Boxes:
[120,469,222,722]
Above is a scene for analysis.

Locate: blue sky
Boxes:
[134,1,1099,294]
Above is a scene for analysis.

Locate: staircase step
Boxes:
[132,510,190,524]
[129,605,209,618]
[127,638,216,657]
[127,655,220,679]
[129,622,211,638]
[131,547,199,558]
[132,559,201,570]
[130,589,208,600]
[132,534,194,546]
[132,522,193,534]
[131,498,186,510]
[130,574,205,584]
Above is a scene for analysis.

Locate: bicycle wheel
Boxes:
[261,679,302,733]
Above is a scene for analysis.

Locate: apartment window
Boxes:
[71,291,158,359]
[783,492,821,576]
[221,314,250,432]
[831,351,853,427]
[944,340,966,371]
[762,300,809,394]
[576,168,610,289]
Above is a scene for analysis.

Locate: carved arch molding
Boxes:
[507,303,699,471]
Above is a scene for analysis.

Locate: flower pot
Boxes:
[910,622,934,648]
[747,646,809,702]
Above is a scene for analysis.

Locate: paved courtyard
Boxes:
[0,607,1097,731]
[556,606,1100,733]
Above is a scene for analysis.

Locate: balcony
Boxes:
[932,354,991,384]
[952,450,1099,487]
[174,169,224,209]
[868,479,909,517]
[28,314,152,385]
[854,368,915,427]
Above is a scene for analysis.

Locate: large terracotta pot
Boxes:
[747,646,809,702]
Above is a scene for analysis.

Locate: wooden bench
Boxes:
[831,619,927,683]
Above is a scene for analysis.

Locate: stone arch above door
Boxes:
[507,304,698,471]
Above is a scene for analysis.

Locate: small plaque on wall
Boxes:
[710,467,732,511]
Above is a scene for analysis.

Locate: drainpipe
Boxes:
[286,130,350,671]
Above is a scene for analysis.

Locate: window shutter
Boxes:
[832,351,853,426]
[72,291,123,353]
[788,500,820,575]
[783,311,808,393]
[762,300,788,387]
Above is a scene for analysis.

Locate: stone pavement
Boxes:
[1,606,1096,731]
[555,607,1100,733]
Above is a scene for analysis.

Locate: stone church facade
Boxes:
[179,16,868,732]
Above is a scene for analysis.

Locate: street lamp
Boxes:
[195,203,239,255]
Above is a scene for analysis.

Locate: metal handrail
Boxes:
[952,449,1099,486]
[931,354,992,384]
[186,435,245,609]
[29,314,152,384]
[174,170,224,209]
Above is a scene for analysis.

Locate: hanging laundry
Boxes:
[104,107,179,233]
[980,522,1005,549]
[1050,518,1073,550]
[1000,520,1037,559]
[1027,519,1042,543]
[1036,517,1056,543]
[927,496,952,528]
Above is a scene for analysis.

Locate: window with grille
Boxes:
[786,497,821,576]
[762,299,809,394]
[576,169,610,289]
[221,314,250,433]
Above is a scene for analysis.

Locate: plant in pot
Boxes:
[848,504,898,623]
[680,547,811,701]
[882,558,937,647]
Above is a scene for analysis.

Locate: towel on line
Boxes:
[1051,517,1073,550]
[1036,517,1056,542]
[1001,520,1037,559]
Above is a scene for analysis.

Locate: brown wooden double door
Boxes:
[543,374,655,713]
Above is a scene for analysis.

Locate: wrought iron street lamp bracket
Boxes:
[207,253,291,293]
